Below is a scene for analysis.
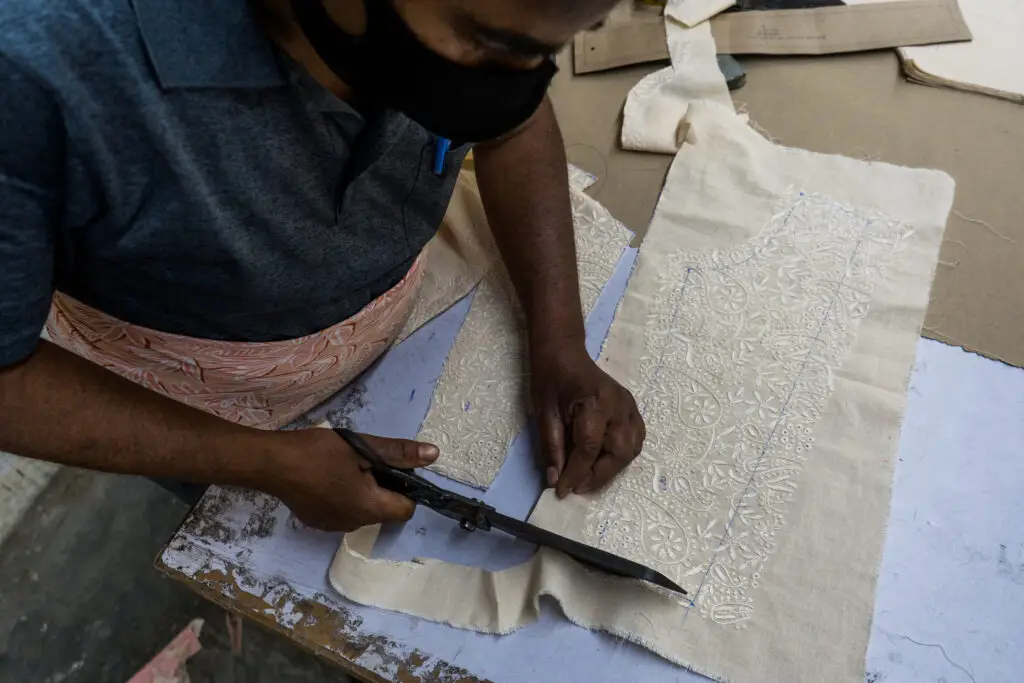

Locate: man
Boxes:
[0,0,645,532]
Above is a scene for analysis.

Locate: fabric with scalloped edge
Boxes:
[329,101,954,683]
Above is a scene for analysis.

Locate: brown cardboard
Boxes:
[553,50,1024,366]
[573,0,969,72]
[550,54,673,241]
[572,2,668,74]
[730,53,1024,366]
[710,0,971,54]
[573,16,669,74]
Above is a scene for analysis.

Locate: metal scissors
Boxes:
[335,428,687,596]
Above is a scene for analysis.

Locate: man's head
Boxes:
[291,0,621,141]
[390,0,621,69]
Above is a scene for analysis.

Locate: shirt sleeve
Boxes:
[0,54,63,367]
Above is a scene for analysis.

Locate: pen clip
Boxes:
[433,136,451,176]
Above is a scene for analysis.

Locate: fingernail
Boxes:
[418,444,439,464]
[546,467,559,488]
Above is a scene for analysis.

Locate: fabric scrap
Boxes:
[621,1,735,154]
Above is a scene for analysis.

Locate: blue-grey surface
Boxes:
[0,0,466,366]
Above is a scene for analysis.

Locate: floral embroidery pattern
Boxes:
[420,185,633,488]
[46,256,425,430]
[582,193,910,627]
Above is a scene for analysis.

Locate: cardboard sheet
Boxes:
[573,15,669,74]
[572,0,969,70]
[710,0,971,54]
[730,52,1024,367]
[549,55,674,241]
[897,0,1024,104]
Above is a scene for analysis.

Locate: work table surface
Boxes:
[158,249,1024,683]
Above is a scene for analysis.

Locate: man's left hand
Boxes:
[531,345,645,498]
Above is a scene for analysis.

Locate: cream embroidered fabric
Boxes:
[330,103,955,683]
[621,1,735,154]
[421,183,633,487]
[896,0,1024,104]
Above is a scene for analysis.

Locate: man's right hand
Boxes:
[266,428,439,532]
[0,341,439,535]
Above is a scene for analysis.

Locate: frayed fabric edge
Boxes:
[327,525,734,680]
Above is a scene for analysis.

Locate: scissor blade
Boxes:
[331,429,685,595]
[487,509,687,596]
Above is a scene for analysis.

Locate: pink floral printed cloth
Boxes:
[46,258,424,429]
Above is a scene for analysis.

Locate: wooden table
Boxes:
[158,247,1024,682]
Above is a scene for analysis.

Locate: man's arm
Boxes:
[475,98,586,359]
[474,98,645,496]
[0,337,435,531]
[0,55,433,532]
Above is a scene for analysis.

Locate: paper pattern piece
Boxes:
[572,1,669,74]
[621,2,735,154]
[897,0,1024,104]
[420,183,633,487]
[330,103,954,683]
[709,0,971,55]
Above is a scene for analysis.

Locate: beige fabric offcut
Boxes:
[329,103,954,683]
[397,170,498,342]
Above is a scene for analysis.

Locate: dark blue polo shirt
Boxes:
[0,0,468,365]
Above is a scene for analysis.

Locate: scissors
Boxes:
[335,428,687,596]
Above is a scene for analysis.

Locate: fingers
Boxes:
[365,485,417,525]
[362,434,439,469]
[556,398,607,498]
[538,405,567,488]
[577,412,646,495]
[350,434,436,527]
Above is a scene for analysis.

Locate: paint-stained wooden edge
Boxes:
[156,539,490,683]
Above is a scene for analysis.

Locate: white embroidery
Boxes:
[422,187,633,487]
[583,192,910,627]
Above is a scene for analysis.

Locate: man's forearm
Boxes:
[474,98,586,358]
[0,341,282,486]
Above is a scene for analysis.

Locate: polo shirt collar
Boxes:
[131,0,286,89]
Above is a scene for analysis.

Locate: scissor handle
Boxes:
[334,428,430,496]
[333,428,494,531]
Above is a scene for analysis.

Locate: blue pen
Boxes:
[433,136,451,175]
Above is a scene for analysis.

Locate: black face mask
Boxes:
[290,0,557,142]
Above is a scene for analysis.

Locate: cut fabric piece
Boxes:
[397,170,498,341]
[896,0,1024,103]
[421,185,633,487]
[672,0,737,27]
[621,1,734,153]
[330,102,954,683]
